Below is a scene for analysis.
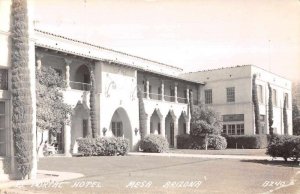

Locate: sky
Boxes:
[32,0,300,81]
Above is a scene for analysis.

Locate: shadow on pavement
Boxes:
[241,159,300,168]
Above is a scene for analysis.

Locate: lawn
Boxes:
[14,155,300,194]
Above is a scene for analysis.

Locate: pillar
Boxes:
[160,115,165,137]
[174,82,178,103]
[64,114,72,157]
[174,119,178,148]
[146,80,150,99]
[186,119,190,134]
[186,88,190,103]
[64,59,72,89]
[161,80,165,101]
[36,53,43,70]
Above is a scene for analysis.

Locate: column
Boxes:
[174,119,178,148]
[36,53,43,70]
[160,115,165,137]
[64,115,72,157]
[146,80,150,99]
[161,80,165,101]
[186,119,191,134]
[186,88,190,103]
[64,59,72,89]
[174,82,178,103]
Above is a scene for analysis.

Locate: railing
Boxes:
[177,97,188,104]
[70,81,91,91]
[149,93,162,100]
[164,95,175,102]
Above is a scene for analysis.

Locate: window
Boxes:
[228,124,236,135]
[112,122,123,137]
[223,114,244,122]
[236,124,244,135]
[257,85,263,103]
[82,119,88,138]
[205,89,212,104]
[0,69,8,90]
[222,125,227,134]
[226,87,235,102]
[0,102,6,156]
[272,89,277,106]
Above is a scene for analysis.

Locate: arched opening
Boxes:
[165,110,176,147]
[178,111,188,135]
[71,102,90,151]
[150,109,162,135]
[110,107,132,149]
[73,65,91,90]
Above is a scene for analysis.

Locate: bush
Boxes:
[266,135,300,161]
[177,134,227,150]
[208,135,227,150]
[77,137,129,156]
[140,134,169,153]
[224,135,268,149]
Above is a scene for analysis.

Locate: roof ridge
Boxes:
[34,29,183,71]
[185,64,251,74]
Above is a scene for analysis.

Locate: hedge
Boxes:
[177,134,227,150]
[224,135,268,149]
[266,135,300,161]
[140,134,169,153]
[77,137,129,156]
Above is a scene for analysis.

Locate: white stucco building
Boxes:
[0,0,293,180]
[181,65,293,136]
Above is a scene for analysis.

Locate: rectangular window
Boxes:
[222,125,227,134]
[257,85,263,103]
[223,114,244,122]
[272,89,277,106]
[228,124,236,135]
[205,89,212,104]
[236,124,244,135]
[0,102,6,156]
[226,87,235,102]
[0,69,8,90]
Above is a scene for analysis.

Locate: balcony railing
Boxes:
[70,81,91,91]
[177,97,188,104]
[142,92,189,104]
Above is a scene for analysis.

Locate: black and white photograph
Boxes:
[0,0,300,193]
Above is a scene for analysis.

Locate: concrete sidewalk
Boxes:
[0,170,84,189]
[128,152,281,161]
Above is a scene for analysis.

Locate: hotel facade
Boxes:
[0,0,292,179]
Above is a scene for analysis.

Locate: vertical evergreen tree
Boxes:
[189,90,194,131]
[89,64,97,138]
[268,83,274,135]
[252,74,261,134]
[137,87,147,139]
[283,95,288,134]
[11,0,33,179]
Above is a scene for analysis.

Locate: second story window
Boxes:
[205,89,212,104]
[272,89,277,106]
[226,87,235,102]
[257,85,263,103]
[0,69,8,90]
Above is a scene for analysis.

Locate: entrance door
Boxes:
[170,122,174,147]
[83,119,88,137]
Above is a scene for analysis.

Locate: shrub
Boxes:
[225,135,268,149]
[208,135,227,150]
[266,135,300,161]
[177,134,227,150]
[77,137,129,156]
[140,134,169,153]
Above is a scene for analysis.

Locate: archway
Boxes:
[178,111,188,135]
[150,108,163,135]
[165,110,176,147]
[110,107,132,148]
[74,65,90,90]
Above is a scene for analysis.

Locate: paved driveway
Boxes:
[20,156,300,193]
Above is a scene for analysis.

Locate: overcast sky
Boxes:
[33,0,300,81]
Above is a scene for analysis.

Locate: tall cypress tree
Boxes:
[89,64,97,138]
[283,95,288,134]
[252,74,261,134]
[137,87,147,139]
[11,0,33,179]
[268,83,274,135]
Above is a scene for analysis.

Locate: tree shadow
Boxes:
[241,159,300,168]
